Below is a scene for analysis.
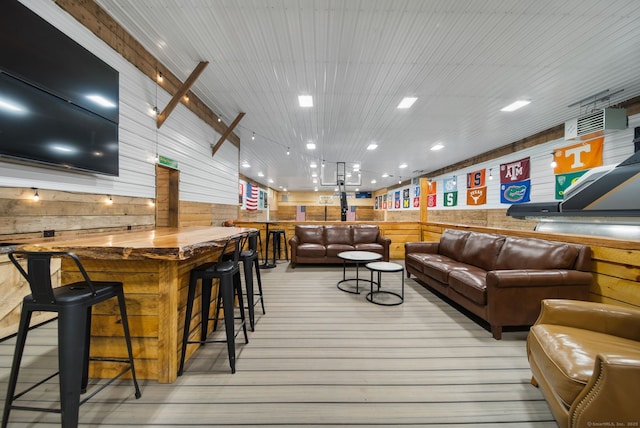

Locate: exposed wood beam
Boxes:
[211,112,245,156]
[156,61,208,128]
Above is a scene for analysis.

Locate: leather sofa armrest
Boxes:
[486,270,593,288]
[405,242,439,254]
[289,235,299,247]
[534,299,640,342]
[571,352,640,426]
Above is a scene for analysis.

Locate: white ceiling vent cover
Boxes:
[565,108,627,140]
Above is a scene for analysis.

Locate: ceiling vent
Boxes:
[564,108,627,141]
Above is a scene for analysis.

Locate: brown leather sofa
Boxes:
[289,224,390,267]
[405,229,593,339]
[527,299,640,427]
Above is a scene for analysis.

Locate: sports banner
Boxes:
[443,191,458,207]
[500,180,531,204]
[467,187,487,205]
[553,137,603,174]
[500,157,530,183]
[443,177,457,192]
[466,169,486,189]
[555,170,588,200]
[427,180,437,195]
[427,194,437,208]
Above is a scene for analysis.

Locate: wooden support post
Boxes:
[211,112,245,156]
[157,61,209,128]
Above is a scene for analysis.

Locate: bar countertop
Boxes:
[15,226,253,261]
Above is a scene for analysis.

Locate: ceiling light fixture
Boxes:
[367,143,378,150]
[500,100,530,112]
[298,95,313,107]
[306,142,316,150]
[397,97,417,109]
[430,143,444,151]
[399,163,408,169]
[310,162,317,168]
[157,72,163,83]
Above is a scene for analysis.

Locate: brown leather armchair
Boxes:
[527,299,640,427]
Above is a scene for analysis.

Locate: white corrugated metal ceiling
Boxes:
[95,0,640,191]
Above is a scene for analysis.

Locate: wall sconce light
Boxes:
[488,168,493,180]
[107,195,113,204]
[452,175,457,186]
[157,72,163,83]
[252,132,256,141]
[32,188,39,201]
[183,94,189,102]
[148,199,155,207]
[550,152,558,169]
[286,147,290,156]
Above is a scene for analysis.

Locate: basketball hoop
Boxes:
[318,195,334,205]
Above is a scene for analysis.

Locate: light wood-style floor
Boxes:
[0,260,557,427]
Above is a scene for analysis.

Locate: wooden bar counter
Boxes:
[15,226,252,383]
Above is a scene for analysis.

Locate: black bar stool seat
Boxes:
[3,251,141,428]
[238,230,266,331]
[267,229,288,264]
[178,235,248,375]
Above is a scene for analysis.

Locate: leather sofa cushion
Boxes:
[325,225,352,245]
[406,253,446,274]
[326,244,354,257]
[353,225,380,244]
[421,259,468,284]
[528,324,640,408]
[354,243,384,252]
[295,225,325,245]
[448,267,488,305]
[296,243,326,257]
[439,229,470,261]
[459,232,505,271]
[495,237,578,270]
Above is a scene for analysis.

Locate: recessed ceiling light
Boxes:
[298,95,313,107]
[500,100,530,112]
[367,143,378,150]
[399,163,408,169]
[241,161,250,168]
[258,172,264,177]
[382,173,389,178]
[312,173,318,178]
[430,143,444,151]
[397,97,417,109]
[310,162,317,168]
[314,187,318,192]
[306,142,316,150]
[268,178,274,183]
[371,179,377,184]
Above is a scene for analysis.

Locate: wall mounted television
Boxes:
[0,0,119,176]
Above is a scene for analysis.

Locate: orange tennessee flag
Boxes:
[553,137,603,174]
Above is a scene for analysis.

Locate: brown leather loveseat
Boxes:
[289,224,390,268]
[527,299,640,427]
[405,229,593,339]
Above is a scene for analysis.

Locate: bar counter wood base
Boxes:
[16,227,252,383]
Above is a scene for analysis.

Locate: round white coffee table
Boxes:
[365,261,404,306]
[337,251,383,294]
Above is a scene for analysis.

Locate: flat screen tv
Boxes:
[0,0,119,176]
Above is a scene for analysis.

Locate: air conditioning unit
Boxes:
[564,108,627,141]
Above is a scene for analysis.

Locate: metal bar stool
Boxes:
[3,251,141,428]
[238,230,266,331]
[267,229,288,264]
[178,235,248,375]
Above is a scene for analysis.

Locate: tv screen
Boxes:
[0,0,119,176]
